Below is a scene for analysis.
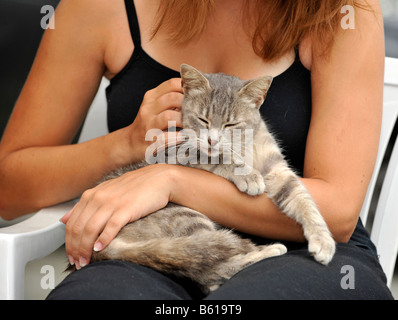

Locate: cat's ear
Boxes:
[239,76,273,108]
[180,64,211,95]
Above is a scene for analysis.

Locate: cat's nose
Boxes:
[207,128,219,147]
[208,137,218,146]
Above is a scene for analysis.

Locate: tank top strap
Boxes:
[124,0,141,48]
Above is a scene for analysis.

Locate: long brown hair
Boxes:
[151,0,367,61]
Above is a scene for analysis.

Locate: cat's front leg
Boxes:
[264,165,336,265]
[212,164,266,196]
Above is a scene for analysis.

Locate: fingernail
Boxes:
[68,255,75,266]
[93,241,103,252]
[75,260,81,270]
[79,257,87,267]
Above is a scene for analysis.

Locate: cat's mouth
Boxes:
[207,147,219,156]
[203,144,221,158]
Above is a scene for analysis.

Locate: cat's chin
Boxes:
[206,148,220,158]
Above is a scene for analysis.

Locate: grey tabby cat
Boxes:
[70,64,335,293]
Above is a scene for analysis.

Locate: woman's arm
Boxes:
[0,0,183,219]
[0,0,118,218]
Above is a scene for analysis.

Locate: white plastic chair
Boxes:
[360,57,398,288]
[0,78,110,300]
[1,58,397,300]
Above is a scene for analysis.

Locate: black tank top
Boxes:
[105,0,378,256]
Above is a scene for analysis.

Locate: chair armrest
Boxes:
[0,200,76,261]
[0,200,76,299]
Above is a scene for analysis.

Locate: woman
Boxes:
[0,0,393,299]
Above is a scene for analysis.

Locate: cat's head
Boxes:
[180,64,273,158]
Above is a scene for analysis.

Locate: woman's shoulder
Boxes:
[55,0,134,79]
[298,0,383,73]
[56,0,124,19]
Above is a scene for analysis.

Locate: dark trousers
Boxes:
[47,242,393,300]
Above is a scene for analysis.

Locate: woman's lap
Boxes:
[46,243,394,300]
[206,244,393,300]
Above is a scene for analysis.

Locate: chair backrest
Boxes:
[360,57,398,287]
[78,78,110,143]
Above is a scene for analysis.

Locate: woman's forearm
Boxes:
[0,128,131,219]
[170,166,356,243]
[170,165,305,241]
[0,77,183,220]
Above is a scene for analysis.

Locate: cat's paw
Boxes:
[208,284,221,292]
[261,243,287,258]
[308,231,336,265]
[238,244,287,268]
[232,170,266,196]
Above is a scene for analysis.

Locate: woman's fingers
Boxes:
[145,91,183,130]
[149,78,183,102]
[154,91,184,114]
[76,206,132,267]
[156,109,183,130]
[127,78,184,161]
[60,206,74,224]
[64,187,111,267]
[93,208,133,253]
[142,79,183,124]
[64,196,94,267]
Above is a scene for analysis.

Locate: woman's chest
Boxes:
[103,1,312,81]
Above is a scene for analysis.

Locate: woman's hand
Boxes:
[125,78,184,163]
[61,164,178,269]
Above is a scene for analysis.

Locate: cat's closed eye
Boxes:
[223,123,239,129]
[198,117,210,126]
